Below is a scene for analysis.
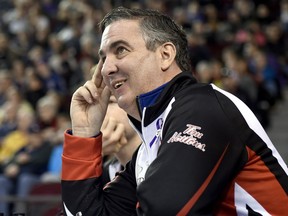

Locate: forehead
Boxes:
[100,19,144,51]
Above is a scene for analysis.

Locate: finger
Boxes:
[92,60,103,88]
[89,65,97,80]
[102,118,117,145]
[102,139,122,155]
[105,118,118,133]
[119,135,128,146]
[111,123,125,143]
[83,80,101,101]
[101,117,109,131]
[74,85,95,104]
[101,85,111,105]
[102,143,119,155]
[102,120,124,147]
[115,143,122,153]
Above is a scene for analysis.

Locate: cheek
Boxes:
[132,64,160,93]
[134,55,157,76]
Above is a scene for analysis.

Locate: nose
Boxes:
[101,56,118,77]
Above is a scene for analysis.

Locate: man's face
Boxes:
[99,19,163,119]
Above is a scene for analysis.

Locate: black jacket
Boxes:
[62,72,288,216]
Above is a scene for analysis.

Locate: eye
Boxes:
[116,46,128,56]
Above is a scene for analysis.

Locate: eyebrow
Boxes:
[98,40,131,58]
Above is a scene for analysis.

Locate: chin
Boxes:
[117,97,136,117]
[116,96,129,111]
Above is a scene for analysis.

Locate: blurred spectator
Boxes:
[41,113,71,181]
[5,86,33,115]
[280,0,288,32]
[265,22,286,59]
[250,49,280,103]
[255,3,272,26]
[246,20,266,47]
[10,30,33,62]
[221,45,277,128]
[40,0,59,19]
[32,57,67,94]
[234,0,254,23]
[28,2,50,35]
[247,49,281,128]
[11,59,27,91]
[35,93,60,135]
[0,102,18,141]
[222,47,238,71]
[172,7,192,31]
[186,1,204,23]
[0,126,52,215]
[23,67,47,110]
[202,4,220,46]
[0,70,13,106]
[0,108,35,167]
[1,0,32,35]
[234,57,258,107]
[79,34,99,63]
[187,31,211,70]
[195,60,213,83]
[210,59,224,89]
[47,33,83,95]
[80,57,96,84]
[13,113,71,214]
[0,33,14,69]
[0,82,34,144]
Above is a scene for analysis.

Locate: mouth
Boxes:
[112,80,126,89]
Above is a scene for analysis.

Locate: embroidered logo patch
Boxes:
[167,124,206,152]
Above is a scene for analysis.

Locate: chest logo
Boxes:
[149,118,163,147]
[167,124,206,152]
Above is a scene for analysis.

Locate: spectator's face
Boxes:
[17,111,34,131]
[99,20,163,119]
[0,34,7,50]
[38,104,57,123]
[29,133,43,147]
[0,74,11,93]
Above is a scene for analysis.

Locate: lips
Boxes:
[114,81,124,89]
[112,79,126,89]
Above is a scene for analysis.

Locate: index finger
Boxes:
[92,60,103,88]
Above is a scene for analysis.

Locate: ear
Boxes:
[159,42,177,71]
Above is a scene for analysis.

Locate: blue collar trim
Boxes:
[138,83,167,111]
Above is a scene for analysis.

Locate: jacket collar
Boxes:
[129,72,197,130]
[138,83,168,113]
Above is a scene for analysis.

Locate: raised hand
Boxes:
[70,61,111,137]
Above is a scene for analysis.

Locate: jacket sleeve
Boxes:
[61,130,138,216]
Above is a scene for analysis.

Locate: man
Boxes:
[61,7,288,215]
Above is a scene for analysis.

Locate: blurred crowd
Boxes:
[0,0,287,214]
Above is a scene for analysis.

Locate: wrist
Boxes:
[68,127,101,138]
